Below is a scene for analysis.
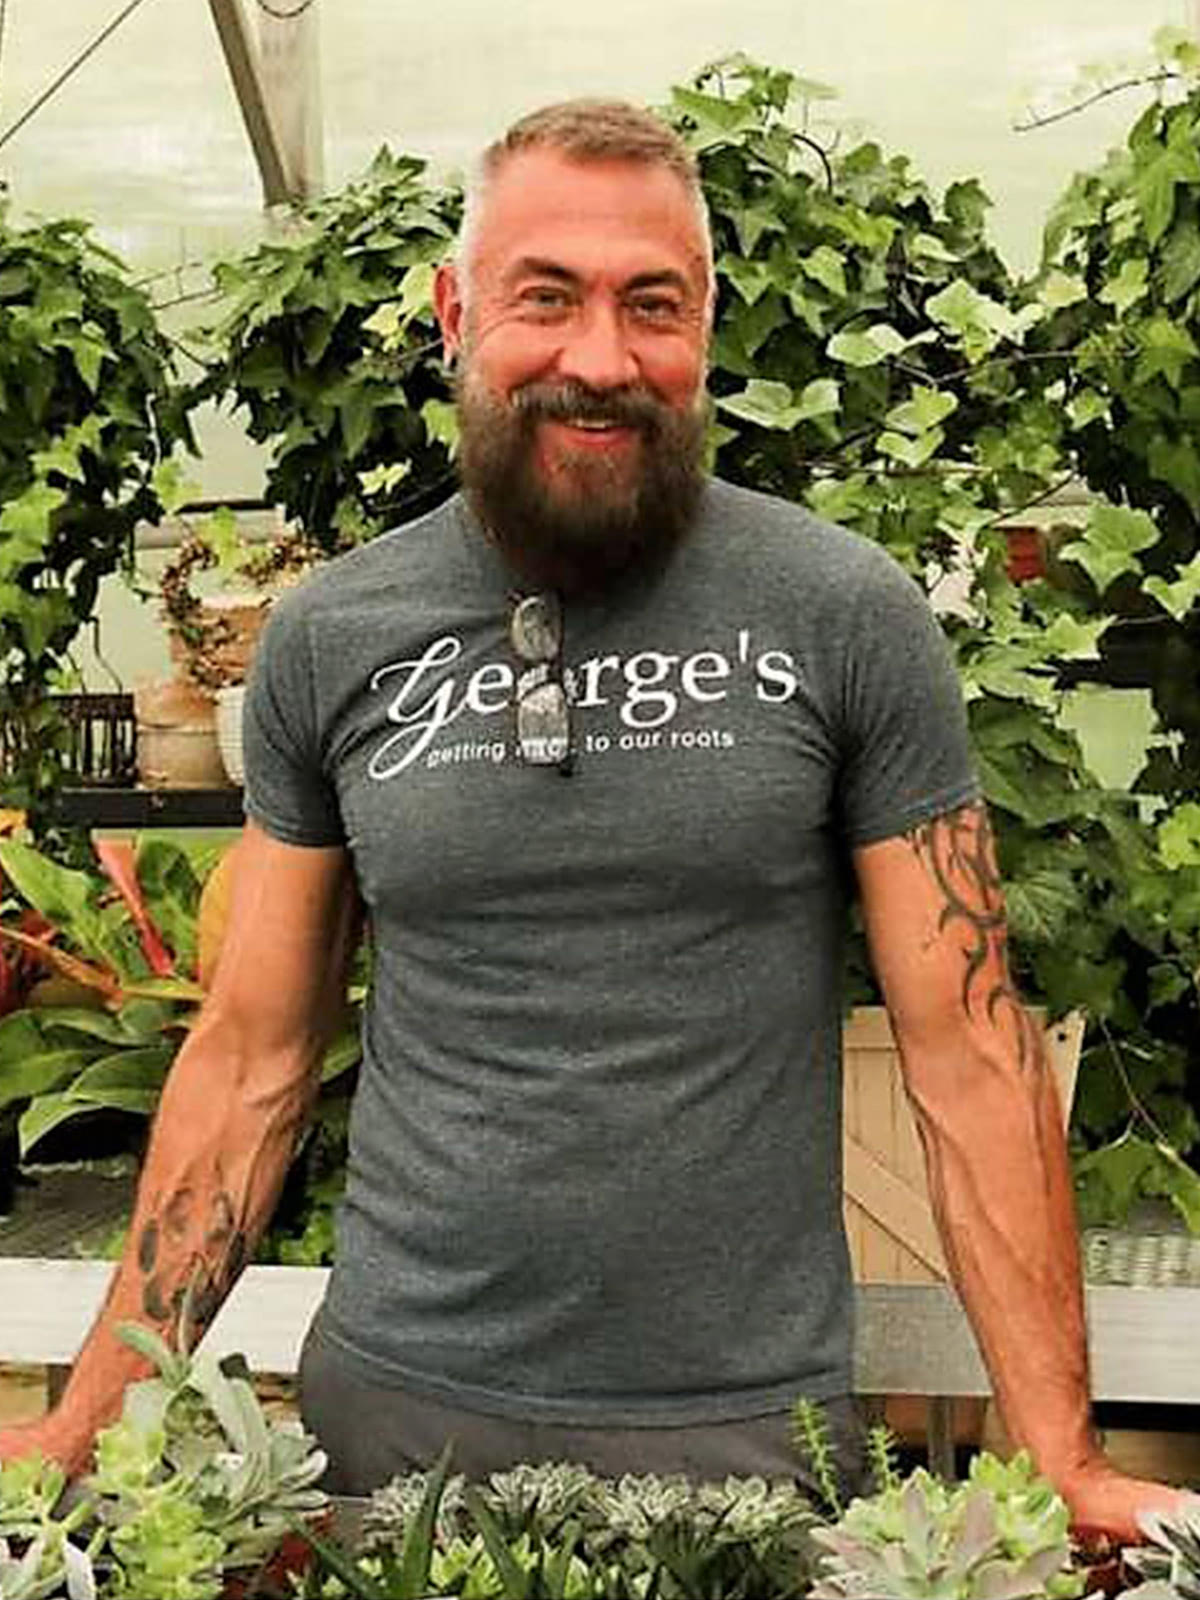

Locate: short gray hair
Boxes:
[455,99,713,302]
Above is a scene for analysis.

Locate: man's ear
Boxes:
[433,261,465,363]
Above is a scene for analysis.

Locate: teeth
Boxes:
[566,418,618,429]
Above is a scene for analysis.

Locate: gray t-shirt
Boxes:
[243,477,978,1425]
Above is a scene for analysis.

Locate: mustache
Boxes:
[510,380,666,430]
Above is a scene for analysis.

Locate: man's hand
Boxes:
[1061,1459,1198,1545]
[0,1414,90,1478]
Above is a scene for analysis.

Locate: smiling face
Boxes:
[435,145,714,595]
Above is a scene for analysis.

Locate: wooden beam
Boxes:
[208,0,292,207]
[5,1262,1200,1409]
[258,0,324,202]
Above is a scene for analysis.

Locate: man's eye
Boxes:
[521,286,572,312]
[629,296,682,322]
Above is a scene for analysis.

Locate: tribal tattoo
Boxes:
[136,1178,249,1351]
[904,800,1043,1075]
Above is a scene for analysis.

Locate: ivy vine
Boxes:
[0,203,189,829]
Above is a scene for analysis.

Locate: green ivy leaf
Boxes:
[827,322,907,367]
[0,481,67,563]
[1160,219,1200,303]
[728,201,785,255]
[1145,552,1200,621]
[1038,271,1088,311]
[1040,614,1108,661]
[1133,141,1200,247]
[358,461,411,498]
[151,458,200,516]
[925,279,1020,359]
[1134,315,1198,388]
[721,256,775,305]
[421,398,459,455]
[884,387,958,436]
[1066,390,1108,428]
[339,388,377,458]
[799,245,847,297]
[1058,505,1160,594]
[1158,802,1200,869]
[1098,257,1149,313]
[877,428,944,468]
[716,379,804,430]
[1146,435,1200,515]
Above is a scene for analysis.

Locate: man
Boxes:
[0,100,1186,1537]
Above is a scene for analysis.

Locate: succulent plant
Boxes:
[1123,1501,1200,1599]
[807,1451,1083,1599]
[0,1321,329,1600]
[361,1457,817,1598]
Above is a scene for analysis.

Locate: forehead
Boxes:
[468,147,710,293]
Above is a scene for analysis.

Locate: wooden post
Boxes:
[208,0,291,206]
[209,0,324,207]
[257,0,324,203]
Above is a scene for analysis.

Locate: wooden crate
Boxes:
[842,1006,1084,1284]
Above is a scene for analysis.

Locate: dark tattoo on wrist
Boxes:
[138,1184,249,1350]
[905,801,1042,1073]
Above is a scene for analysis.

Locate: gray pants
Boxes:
[299,1315,867,1499]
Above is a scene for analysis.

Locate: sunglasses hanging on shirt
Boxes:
[509,592,574,776]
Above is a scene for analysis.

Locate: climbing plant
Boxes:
[192,148,461,553]
[0,205,189,827]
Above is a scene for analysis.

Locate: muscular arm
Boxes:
[0,822,361,1473]
[855,799,1187,1539]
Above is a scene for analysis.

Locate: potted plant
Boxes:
[0,1318,329,1600]
[147,501,319,790]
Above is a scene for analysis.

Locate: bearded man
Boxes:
[0,100,1187,1538]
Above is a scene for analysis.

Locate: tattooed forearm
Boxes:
[137,1180,250,1351]
[905,800,1042,1073]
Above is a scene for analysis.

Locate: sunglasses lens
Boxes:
[517,680,570,765]
[510,594,562,661]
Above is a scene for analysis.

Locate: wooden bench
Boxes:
[3,1260,1198,1477]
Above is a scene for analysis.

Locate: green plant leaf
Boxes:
[1146,552,1200,620]
[1098,257,1149,313]
[877,427,944,468]
[716,379,803,430]
[1058,505,1160,594]
[396,1442,456,1598]
[1134,141,1200,246]
[1146,435,1200,515]
[421,397,459,454]
[17,1092,88,1156]
[0,1047,92,1114]
[799,245,847,297]
[885,387,958,436]
[1134,315,1198,388]
[827,322,907,366]
[1066,390,1108,428]
[1038,271,1088,310]
[1158,803,1200,869]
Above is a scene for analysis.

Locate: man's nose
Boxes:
[556,301,639,390]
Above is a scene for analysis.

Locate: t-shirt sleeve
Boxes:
[241,588,345,847]
[836,549,979,847]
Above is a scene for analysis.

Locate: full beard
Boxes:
[456,370,708,600]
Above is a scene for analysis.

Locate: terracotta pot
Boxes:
[134,677,230,790]
[169,592,270,685]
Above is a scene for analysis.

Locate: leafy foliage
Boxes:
[192,149,461,553]
[0,1321,328,1600]
[0,206,189,827]
[1035,29,1200,801]
[0,833,360,1174]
